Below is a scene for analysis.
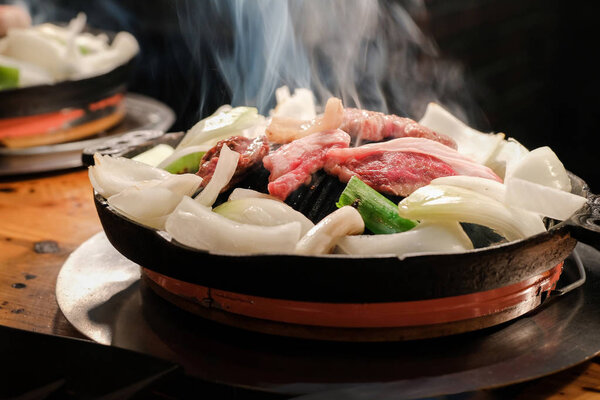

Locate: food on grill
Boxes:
[158,105,265,174]
[328,150,457,198]
[166,196,303,254]
[503,147,586,220]
[295,206,364,255]
[0,13,138,89]
[506,146,571,191]
[324,137,501,197]
[341,107,457,149]
[266,97,344,143]
[397,183,547,242]
[336,176,417,234]
[89,87,588,257]
[197,135,269,192]
[155,145,207,174]
[418,102,507,166]
[271,86,316,120]
[90,153,202,230]
[0,13,140,148]
[89,153,170,198]
[107,173,202,230]
[195,144,239,207]
[213,197,314,236]
[336,221,473,256]
[132,144,176,167]
[177,106,264,149]
[263,129,350,200]
[228,187,279,201]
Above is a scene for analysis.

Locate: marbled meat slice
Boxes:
[326,151,457,197]
[197,135,269,192]
[341,108,457,149]
[325,137,501,197]
[263,129,351,200]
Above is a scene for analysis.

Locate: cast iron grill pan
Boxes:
[84,131,600,304]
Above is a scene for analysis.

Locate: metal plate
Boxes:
[56,232,600,399]
[0,93,175,176]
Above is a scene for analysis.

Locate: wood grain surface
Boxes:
[0,168,599,399]
[0,169,100,338]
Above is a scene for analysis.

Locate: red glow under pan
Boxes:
[142,262,563,341]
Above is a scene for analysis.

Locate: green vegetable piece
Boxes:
[78,45,91,55]
[0,65,19,90]
[336,176,417,234]
[163,152,206,174]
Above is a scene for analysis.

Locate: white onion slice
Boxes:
[177,107,262,149]
[398,184,546,242]
[336,221,473,257]
[485,137,529,179]
[108,187,183,230]
[213,197,314,235]
[74,31,140,79]
[89,153,170,198]
[419,102,505,165]
[195,145,240,207]
[228,188,280,202]
[295,206,364,255]
[505,177,587,221]
[431,176,506,204]
[0,54,53,87]
[107,174,202,230]
[132,144,175,167]
[506,146,571,192]
[165,197,302,254]
[3,28,70,80]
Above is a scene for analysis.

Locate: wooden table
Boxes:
[1,168,599,399]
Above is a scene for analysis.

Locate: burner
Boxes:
[56,233,600,398]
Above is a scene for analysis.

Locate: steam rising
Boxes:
[177,0,477,121]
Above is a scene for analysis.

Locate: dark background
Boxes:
[422,0,600,191]
[6,0,600,191]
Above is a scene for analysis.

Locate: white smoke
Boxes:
[178,0,478,121]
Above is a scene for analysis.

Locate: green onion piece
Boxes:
[163,151,206,174]
[78,45,91,55]
[336,176,417,234]
[0,65,19,90]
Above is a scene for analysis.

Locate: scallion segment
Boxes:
[336,176,417,234]
[0,65,19,90]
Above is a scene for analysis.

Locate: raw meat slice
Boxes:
[326,151,457,197]
[341,108,457,149]
[325,137,501,196]
[263,129,351,200]
[197,135,269,192]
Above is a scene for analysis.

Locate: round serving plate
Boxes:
[0,93,175,176]
[56,233,600,398]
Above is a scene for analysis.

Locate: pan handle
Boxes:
[549,249,586,298]
[565,194,600,250]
